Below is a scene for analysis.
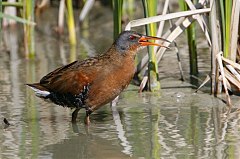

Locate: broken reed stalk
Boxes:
[225,65,240,90]
[66,0,76,45]
[216,52,232,107]
[142,0,160,91]
[24,0,35,58]
[112,0,123,39]
[139,75,148,93]
[222,56,240,71]
[167,5,184,81]
[222,57,240,90]
[172,41,184,81]
[156,0,169,39]
[195,75,210,92]
[156,16,195,63]
[210,0,221,95]
[185,0,211,45]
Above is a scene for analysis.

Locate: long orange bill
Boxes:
[138,35,171,49]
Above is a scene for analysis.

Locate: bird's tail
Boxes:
[26,83,50,98]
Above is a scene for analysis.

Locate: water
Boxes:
[1,4,240,159]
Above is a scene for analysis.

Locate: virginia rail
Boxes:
[27,31,169,124]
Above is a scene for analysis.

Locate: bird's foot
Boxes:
[72,108,81,123]
[84,116,91,125]
[84,106,92,125]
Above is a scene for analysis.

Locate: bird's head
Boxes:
[114,31,170,55]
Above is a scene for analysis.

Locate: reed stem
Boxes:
[179,0,198,75]
[219,0,225,52]
[23,0,35,58]
[224,0,232,58]
[2,2,23,8]
[66,0,76,45]
[142,0,160,91]
[113,0,123,39]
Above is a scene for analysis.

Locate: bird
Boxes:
[27,30,169,125]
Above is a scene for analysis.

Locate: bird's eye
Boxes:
[129,35,136,40]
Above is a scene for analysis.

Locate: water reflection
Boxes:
[40,130,131,159]
[1,47,240,158]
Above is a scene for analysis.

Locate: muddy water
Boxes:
[1,4,240,159]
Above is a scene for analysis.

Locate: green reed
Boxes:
[179,0,198,75]
[142,0,160,91]
[66,0,76,46]
[23,0,35,58]
[113,0,123,39]
[222,0,232,58]
[2,1,23,8]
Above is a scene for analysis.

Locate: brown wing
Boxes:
[39,60,100,95]
[40,61,78,85]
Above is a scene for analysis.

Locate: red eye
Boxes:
[129,35,136,40]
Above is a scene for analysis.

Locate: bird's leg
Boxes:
[84,107,93,125]
[72,108,81,123]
